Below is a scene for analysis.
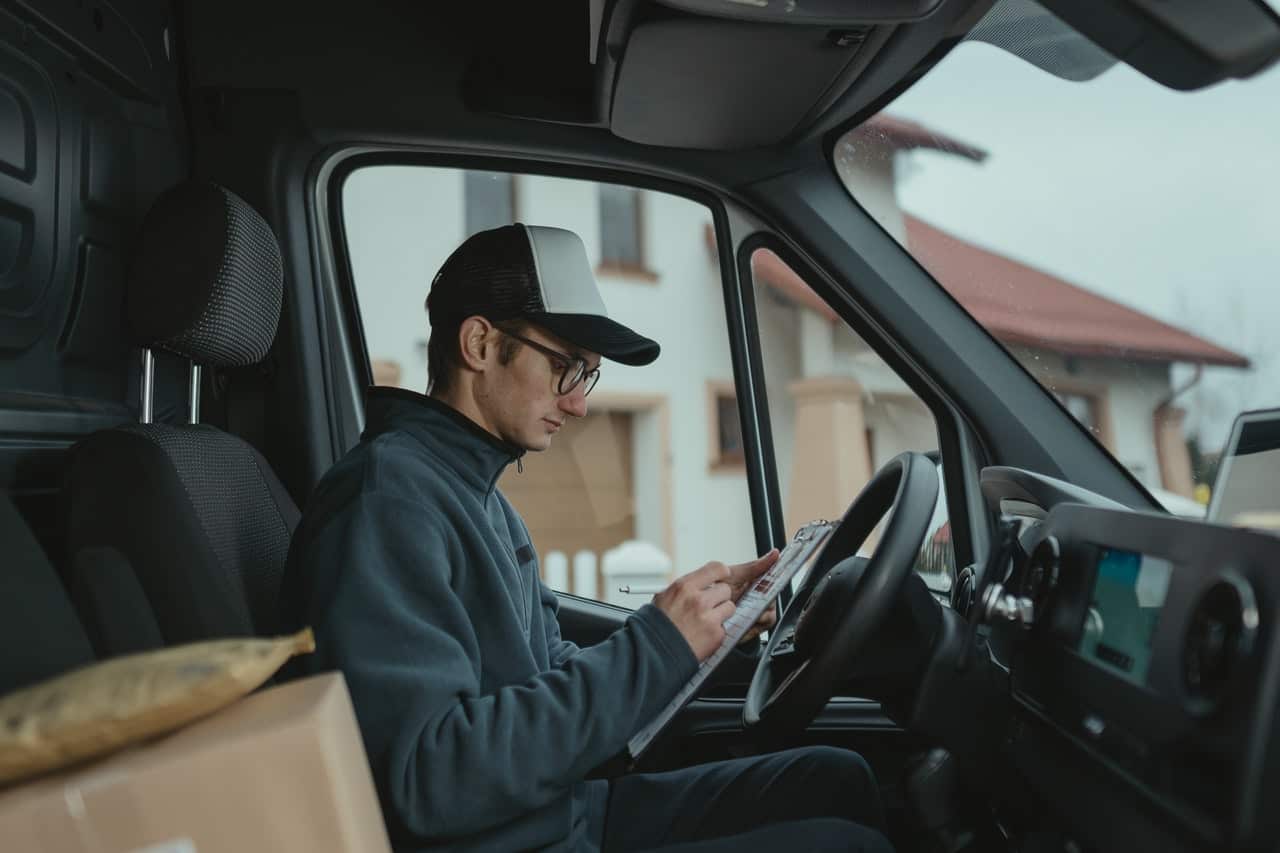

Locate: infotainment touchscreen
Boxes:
[1077,548,1173,686]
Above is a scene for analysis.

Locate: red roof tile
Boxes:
[904,216,1249,368]
[717,209,1248,369]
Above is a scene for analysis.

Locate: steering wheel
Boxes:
[744,452,939,734]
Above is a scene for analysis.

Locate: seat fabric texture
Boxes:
[64,181,298,652]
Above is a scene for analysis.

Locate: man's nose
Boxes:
[559,385,588,419]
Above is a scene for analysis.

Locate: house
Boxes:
[834,117,1246,496]
[344,116,1245,595]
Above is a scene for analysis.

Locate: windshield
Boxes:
[836,0,1280,522]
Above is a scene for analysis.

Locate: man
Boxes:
[279,224,890,852]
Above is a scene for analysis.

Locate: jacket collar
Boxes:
[362,387,525,495]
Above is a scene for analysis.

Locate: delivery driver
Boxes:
[279,224,890,852]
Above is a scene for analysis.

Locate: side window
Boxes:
[343,167,754,608]
[749,248,955,596]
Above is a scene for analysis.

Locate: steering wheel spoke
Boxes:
[764,659,811,710]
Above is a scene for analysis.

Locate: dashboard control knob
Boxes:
[953,565,976,616]
[1182,572,1259,715]
[980,582,1035,629]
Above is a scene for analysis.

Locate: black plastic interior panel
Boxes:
[655,0,943,25]
[554,591,634,647]
[981,464,1128,517]
[0,0,186,491]
[462,2,600,125]
[1038,0,1280,90]
[1006,504,1280,849]
[611,17,872,149]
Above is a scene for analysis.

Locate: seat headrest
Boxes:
[127,182,283,367]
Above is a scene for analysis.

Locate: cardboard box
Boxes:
[0,673,391,853]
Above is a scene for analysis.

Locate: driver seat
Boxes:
[63,182,299,653]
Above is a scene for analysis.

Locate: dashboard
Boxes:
[977,468,1280,852]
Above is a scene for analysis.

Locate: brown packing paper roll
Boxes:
[0,628,315,786]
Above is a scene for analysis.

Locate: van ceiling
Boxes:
[176,0,1280,186]
[179,0,991,182]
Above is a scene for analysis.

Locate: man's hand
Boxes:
[653,550,780,661]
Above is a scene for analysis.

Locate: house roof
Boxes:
[903,216,1249,368]
[848,115,987,163]
[743,220,1248,368]
[739,111,1246,369]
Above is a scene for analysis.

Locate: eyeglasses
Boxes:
[502,331,601,397]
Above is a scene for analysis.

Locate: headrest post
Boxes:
[188,362,202,425]
[140,348,155,424]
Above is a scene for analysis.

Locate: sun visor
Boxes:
[611,18,878,150]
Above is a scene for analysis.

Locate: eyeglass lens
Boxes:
[558,362,599,396]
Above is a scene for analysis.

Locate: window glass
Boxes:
[599,183,643,269]
[1056,390,1106,443]
[343,166,753,607]
[835,0,1280,520]
[1059,393,1097,432]
[749,249,953,596]
[464,171,516,237]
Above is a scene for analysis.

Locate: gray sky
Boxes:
[883,39,1280,450]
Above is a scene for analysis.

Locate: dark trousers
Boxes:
[601,746,893,852]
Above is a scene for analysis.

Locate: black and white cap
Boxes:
[426,224,660,366]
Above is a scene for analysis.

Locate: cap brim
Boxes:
[532,313,660,366]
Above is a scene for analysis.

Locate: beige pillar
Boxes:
[1154,405,1195,497]
[786,377,872,535]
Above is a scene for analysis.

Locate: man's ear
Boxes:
[457,315,496,372]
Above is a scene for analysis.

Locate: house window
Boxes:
[710,386,745,469]
[1058,391,1101,434]
[464,171,516,236]
[599,184,645,271]
[1049,386,1115,450]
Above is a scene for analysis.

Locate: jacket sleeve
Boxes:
[538,579,581,668]
[294,490,697,840]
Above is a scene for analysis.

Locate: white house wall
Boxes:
[345,166,464,394]
[1088,361,1171,489]
[1009,346,1171,489]
[863,396,939,469]
[751,284,804,527]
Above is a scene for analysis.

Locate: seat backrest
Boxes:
[64,182,299,652]
[0,493,96,694]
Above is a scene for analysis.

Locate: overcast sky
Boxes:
[880,37,1280,450]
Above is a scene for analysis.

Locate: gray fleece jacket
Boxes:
[279,388,698,852]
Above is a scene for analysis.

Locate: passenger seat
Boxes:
[1,493,97,693]
[64,182,299,654]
